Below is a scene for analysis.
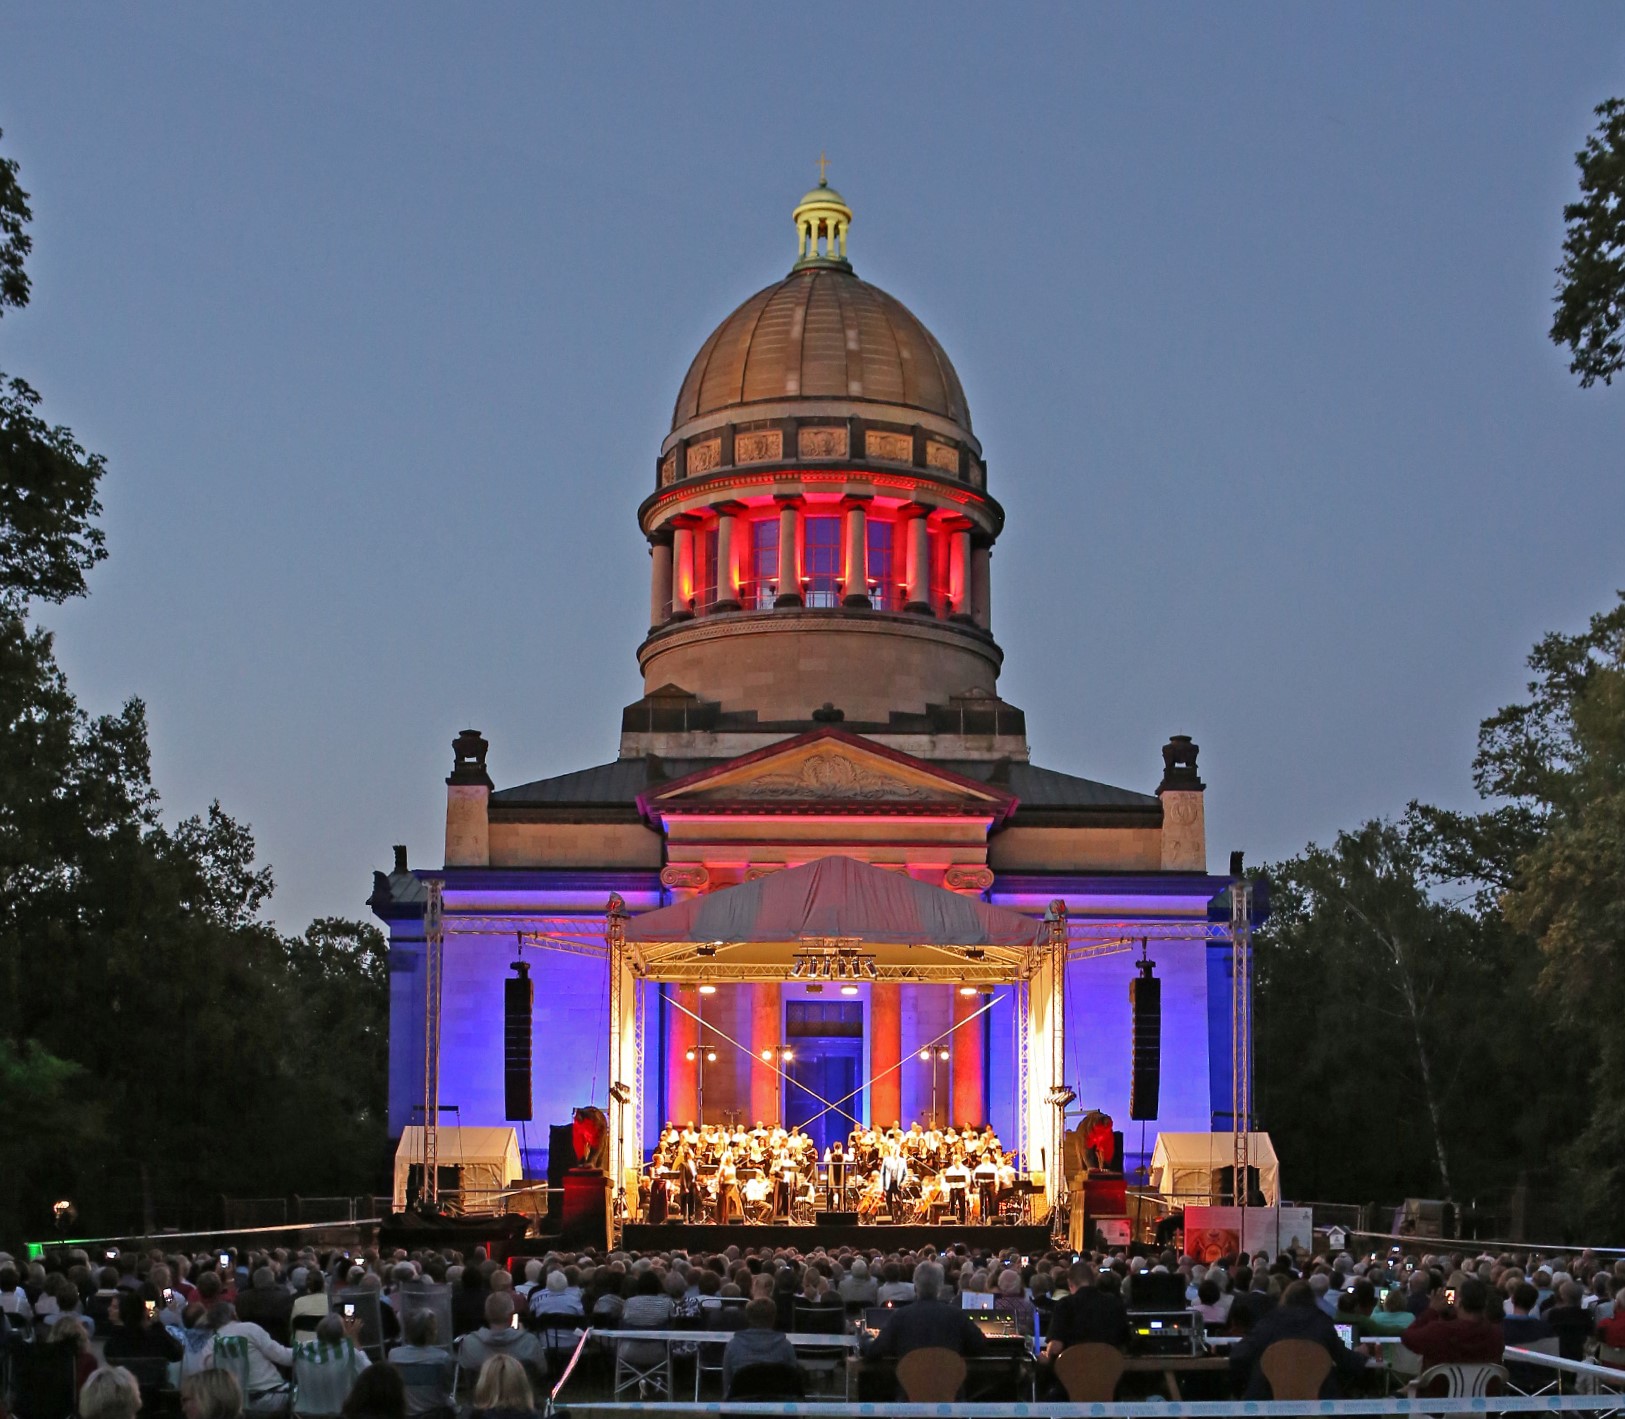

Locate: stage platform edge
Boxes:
[618,1222,1054,1254]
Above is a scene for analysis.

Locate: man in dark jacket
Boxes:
[1041,1261,1129,1359]
[1230,1281,1369,1400]
[1401,1277,1504,1372]
[861,1262,987,1361]
[234,1268,294,1346]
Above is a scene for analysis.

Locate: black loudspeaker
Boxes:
[1129,959,1161,1121]
[504,962,533,1121]
[817,1211,859,1225]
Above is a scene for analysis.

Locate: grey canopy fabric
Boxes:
[624,854,1043,948]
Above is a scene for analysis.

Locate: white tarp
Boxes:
[1148,1131,1280,1207]
[392,1126,521,1211]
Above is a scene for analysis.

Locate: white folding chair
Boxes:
[612,1333,674,1400]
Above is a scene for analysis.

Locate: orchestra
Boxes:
[639,1119,1025,1225]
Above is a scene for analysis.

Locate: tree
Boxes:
[1552,99,1625,388]
[0,127,29,314]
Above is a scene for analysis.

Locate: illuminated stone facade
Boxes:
[372,180,1240,1178]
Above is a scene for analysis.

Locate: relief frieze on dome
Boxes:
[660,452,677,485]
[728,749,943,802]
[687,438,721,475]
[864,430,912,463]
[925,439,959,475]
[797,425,849,460]
[734,429,783,464]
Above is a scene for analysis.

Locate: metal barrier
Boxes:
[551,1401,1625,1414]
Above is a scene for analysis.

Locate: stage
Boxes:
[621,1221,1054,1255]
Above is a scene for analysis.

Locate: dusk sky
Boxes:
[3,6,1621,933]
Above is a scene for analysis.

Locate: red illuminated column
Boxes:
[870,982,902,1127]
[946,518,973,621]
[670,515,699,620]
[902,503,933,615]
[951,986,986,1128]
[841,495,871,607]
[666,985,699,1127]
[712,501,744,612]
[649,532,673,629]
[774,495,803,607]
[971,540,992,630]
[749,982,782,1126]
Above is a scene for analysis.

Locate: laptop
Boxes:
[961,1293,995,1311]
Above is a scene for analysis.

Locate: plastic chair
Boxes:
[121,1355,180,1417]
[394,1283,454,1355]
[1415,1361,1509,1398]
[327,1290,384,1361]
[291,1339,365,1417]
[392,1357,455,1418]
[792,1304,846,1394]
[727,1361,806,1400]
[693,1335,729,1399]
[896,1346,966,1402]
[1259,1338,1333,1400]
[1053,1342,1126,1402]
[1505,1335,1562,1395]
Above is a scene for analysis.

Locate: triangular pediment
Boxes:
[638,728,1017,820]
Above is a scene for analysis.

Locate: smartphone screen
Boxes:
[509,1315,519,1330]
[1445,1288,1457,1305]
[144,1301,157,1317]
[343,1303,356,1319]
[219,1254,231,1268]
[163,1289,174,1304]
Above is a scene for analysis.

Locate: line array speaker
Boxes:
[504,961,533,1121]
[1129,959,1161,1121]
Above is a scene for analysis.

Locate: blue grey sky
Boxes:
[3,6,1621,932]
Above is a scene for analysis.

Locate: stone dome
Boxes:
[670,267,973,434]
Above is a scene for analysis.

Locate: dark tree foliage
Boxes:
[1552,98,1625,387]
[0,128,389,1243]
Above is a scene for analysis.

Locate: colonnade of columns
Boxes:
[648,499,992,630]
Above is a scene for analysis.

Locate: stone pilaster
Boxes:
[841,494,872,607]
[774,496,803,607]
[1157,734,1207,871]
[444,729,491,867]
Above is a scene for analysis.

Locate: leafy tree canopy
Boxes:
[1552,98,1625,387]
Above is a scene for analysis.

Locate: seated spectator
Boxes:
[387,1309,456,1418]
[49,1314,100,1395]
[722,1297,798,1396]
[458,1292,547,1389]
[451,1266,490,1338]
[340,1363,407,1419]
[106,1289,185,1365]
[1543,1279,1595,1361]
[1041,1262,1129,1359]
[81,1366,144,1419]
[236,1269,293,1346]
[181,1368,245,1419]
[208,1299,295,1411]
[1501,1282,1558,1391]
[514,1261,544,1299]
[875,1261,915,1306]
[526,1272,583,1323]
[618,1269,676,1371]
[0,1264,34,1323]
[992,1268,1036,1335]
[838,1258,878,1307]
[1230,1280,1368,1400]
[1193,1278,1229,1326]
[469,1353,537,1419]
[290,1268,329,1339]
[1401,1277,1503,1370]
[1359,1287,1415,1336]
[861,1262,988,1363]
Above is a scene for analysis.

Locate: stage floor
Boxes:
[621,1221,1053,1254]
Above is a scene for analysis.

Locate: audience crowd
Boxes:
[4,1234,1625,1411]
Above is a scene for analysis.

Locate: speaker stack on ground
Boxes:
[504,960,533,1121]
[1129,958,1161,1121]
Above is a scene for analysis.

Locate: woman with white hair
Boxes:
[81,1367,143,1419]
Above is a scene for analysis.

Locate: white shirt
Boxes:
[212,1320,294,1393]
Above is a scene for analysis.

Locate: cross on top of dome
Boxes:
[792,157,853,273]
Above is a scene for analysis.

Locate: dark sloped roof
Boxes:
[491,756,1156,813]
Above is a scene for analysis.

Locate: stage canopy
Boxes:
[621,854,1050,984]
[1148,1131,1281,1207]
[392,1126,522,1211]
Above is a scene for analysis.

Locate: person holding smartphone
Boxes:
[1400,1277,1504,1371]
[104,1289,185,1366]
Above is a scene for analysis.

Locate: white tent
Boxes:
[1148,1132,1280,1207]
[392,1127,522,1211]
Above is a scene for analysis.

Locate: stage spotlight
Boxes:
[919,1048,931,1061]
[761,1049,773,1061]
[805,982,825,993]
[698,984,717,995]
[1046,1085,1077,1108]
[706,1050,716,1062]
[608,1081,632,1105]
[936,1047,950,1061]
[840,984,859,996]
[696,943,718,957]
[958,984,977,996]
[782,1049,793,1061]
[685,1049,697,1062]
